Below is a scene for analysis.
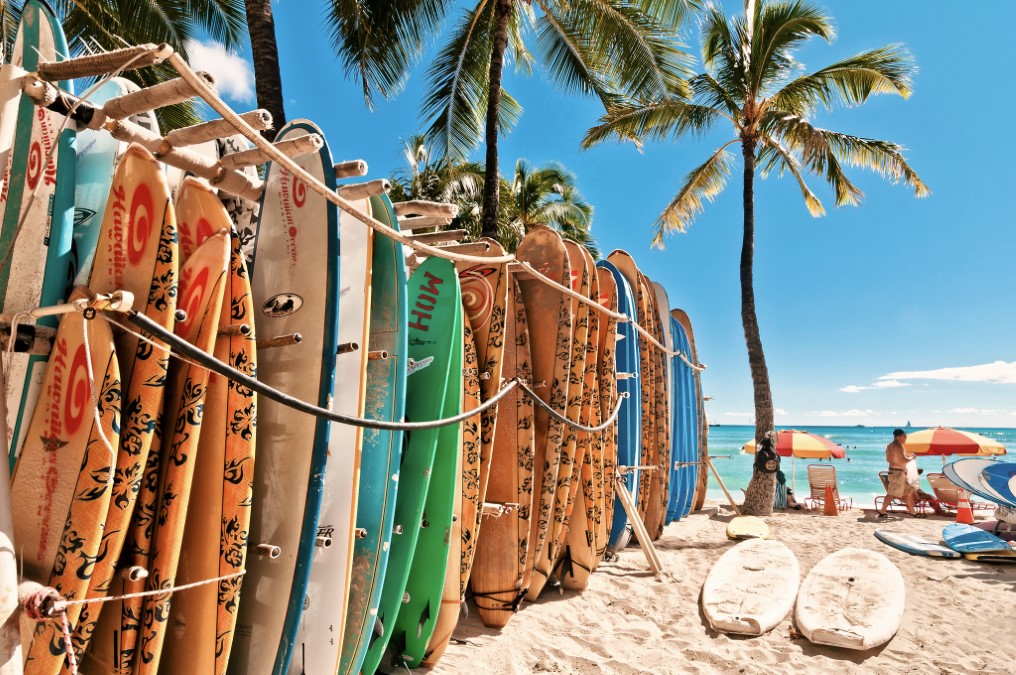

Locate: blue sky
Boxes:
[192,1,1016,428]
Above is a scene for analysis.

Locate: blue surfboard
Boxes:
[595,261,641,552]
[944,457,1006,505]
[874,530,961,558]
[668,318,694,521]
[980,463,1016,508]
[943,523,1012,554]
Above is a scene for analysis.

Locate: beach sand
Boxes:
[433,501,1016,674]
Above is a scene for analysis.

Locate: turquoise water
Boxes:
[704,425,1016,505]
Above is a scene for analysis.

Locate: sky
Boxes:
[189,1,1016,428]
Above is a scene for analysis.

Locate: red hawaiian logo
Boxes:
[128,183,154,265]
[64,344,90,435]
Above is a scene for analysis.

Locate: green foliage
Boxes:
[584,0,929,246]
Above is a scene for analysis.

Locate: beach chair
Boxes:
[927,472,994,512]
[805,464,852,511]
[874,471,931,514]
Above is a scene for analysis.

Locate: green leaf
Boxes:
[653,143,736,246]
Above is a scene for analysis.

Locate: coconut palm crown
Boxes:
[584,0,929,514]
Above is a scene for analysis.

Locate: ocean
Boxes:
[704,425,1016,506]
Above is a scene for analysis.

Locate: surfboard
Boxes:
[943,523,1012,553]
[455,241,508,594]
[673,309,706,514]
[873,530,961,558]
[0,368,19,675]
[943,457,1003,504]
[469,274,534,629]
[590,268,619,573]
[2,0,76,469]
[291,194,373,675]
[796,547,905,650]
[360,257,459,675]
[641,274,669,541]
[13,291,120,673]
[726,516,769,540]
[962,551,1016,563]
[702,539,799,636]
[160,183,256,675]
[392,294,462,667]
[527,239,586,600]
[72,77,160,287]
[339,193,407,675]
[651,283,677,527]
[216,134,260,266]
[77,142,179,672]
[231,120,341,675]
[135,231,229,674]
[670,315,698,521]
[557,243,599,591]
[515,227,572,597]
[596,260,640,553]
[980,463,1016,508]
[421,314,478,669]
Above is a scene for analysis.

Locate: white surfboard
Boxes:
[702,539,799,635]
[796,547,905,650]
[290,198,373,674]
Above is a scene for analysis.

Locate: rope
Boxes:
[162,53,707,370]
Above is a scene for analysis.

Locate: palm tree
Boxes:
[24,0,248,130]
[584,0,928,514]
[389,136,598,255]
[244,0,285,139]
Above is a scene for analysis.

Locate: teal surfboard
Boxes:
[1,0,76,468]
[389,279,462,667]
[339,194,409,675]
[360,257,460,675]
[231,120,340,675]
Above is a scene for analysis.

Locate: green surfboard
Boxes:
[389,281,463,667]
[360,257,461,675]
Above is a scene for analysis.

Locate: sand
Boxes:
[433,501,1016,674]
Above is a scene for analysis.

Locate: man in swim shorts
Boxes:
[877,429,923,518]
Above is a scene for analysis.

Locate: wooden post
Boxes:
[614,475,663,578]
[706,456,742,516]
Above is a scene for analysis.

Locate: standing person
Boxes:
[877,429,924,518]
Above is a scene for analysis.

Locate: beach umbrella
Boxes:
[904,427,1007,458]
[743,430,846,491]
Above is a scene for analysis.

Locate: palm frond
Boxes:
[756,134,824,215]
[774,114,930,204]
[654,142,736,246]
[690,72,741,121]
[582,97,721,148]
[700,3,747,103]
[765,43,916,115]
[747,0,834,95]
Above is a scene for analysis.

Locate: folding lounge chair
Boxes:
[874,471,931,514]
[805,464,852,511]
[927,472,994,512]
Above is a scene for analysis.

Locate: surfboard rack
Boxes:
[219,323,252,337]
[36,43,174,81]
[165,110,273,146]
[481,502,519,518]
[367,350,389,361]
[254,544,281,559]
[0,323,56,355]
[257,333,303,349]
[220,134,322,169]
[123,566,149,582]
[335,160,369,178]
[613,476,663,578]
[337,341,360,354]
[407,229,468,245]
[706,456,742,516]
[337,179,390,200]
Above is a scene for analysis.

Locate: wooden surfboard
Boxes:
[1,0,76,468]
[13,290,120,674]
[338,194,408,675]
[230,120,341,675]
[0,367,20,674]
[388,269,462,668]
[633,275,659,537]
[515,227,572,598]
[672,309,706,513]
[160,181,256,675]
[651,282,680,525]
[642,274,670,540]
[216,135,260,266]
[292,192,372,675]
[558,243,601,592]
[421,315,479,668]
[134,231,229,674]
[591,269,619,572]
[527,240,586,600]
[469,275,534,628]
[78,143,179,672]
[360,257,459,675]
[596,260,640,553]
[455,240,508,593]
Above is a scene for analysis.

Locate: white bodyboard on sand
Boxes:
[796,547,904,650]
[702,538,799,636]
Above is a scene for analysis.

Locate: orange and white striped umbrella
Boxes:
[904,427,1007,456]
[742,429,846,459]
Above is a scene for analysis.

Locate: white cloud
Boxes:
[880,361,1016,385]
[840,385,866,393]
[723,411,753,417]
[949,407,979,414]
[841,379,911,393]
[186,39,255,103]
[814,409,878,418]
[775,408,787,416]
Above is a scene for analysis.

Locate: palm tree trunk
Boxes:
[738,141,777,516]
[244,0,286,141]
[480,0,512,239]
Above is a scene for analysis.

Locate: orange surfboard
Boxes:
[593,269,619,571]
[642,274,670,540]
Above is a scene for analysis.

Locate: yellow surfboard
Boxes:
[135,232,229,674]
[13,289,120,674]
[160,179,256,675]
[76,143,178,669]
[592,269,619,572]
[727,516,770,541]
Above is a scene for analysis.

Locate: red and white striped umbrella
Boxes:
[904,427,1007,456]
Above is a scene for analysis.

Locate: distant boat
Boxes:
[855,424,865,428]
[906,420,912,428]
